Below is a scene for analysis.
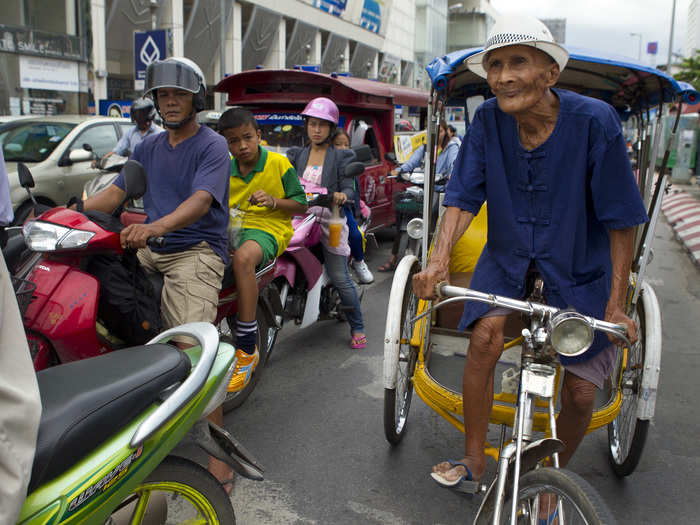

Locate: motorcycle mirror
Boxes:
[122,160,147,200]
[385,152,397,163]
[82,143,93,152]
[344,161,364,178]
[17,163,35,189]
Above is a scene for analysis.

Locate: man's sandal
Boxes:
[430,459,481,494]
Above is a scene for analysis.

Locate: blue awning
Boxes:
[425,46,699,111]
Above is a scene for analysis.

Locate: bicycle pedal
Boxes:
[452,479,481,495]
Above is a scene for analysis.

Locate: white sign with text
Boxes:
[20,56,80,92]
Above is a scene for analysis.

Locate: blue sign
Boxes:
[134,30,166,90]
[98,99,131,118]
[313,0,347,17]
[361,0,382,34]
[647,42,658,55]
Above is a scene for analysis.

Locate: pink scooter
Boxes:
[258,162,365,362]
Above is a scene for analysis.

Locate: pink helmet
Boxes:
[301,97,339,125]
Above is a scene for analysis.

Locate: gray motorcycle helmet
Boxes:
[131,97,156,122]
[144,57,207,129]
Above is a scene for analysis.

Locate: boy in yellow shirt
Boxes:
[220,108,307,392]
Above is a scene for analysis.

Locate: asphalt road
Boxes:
[223,220,700,525]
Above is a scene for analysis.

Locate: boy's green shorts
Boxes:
[239,228,278,266]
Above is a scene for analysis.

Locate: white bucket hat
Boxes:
[466,14,569,78]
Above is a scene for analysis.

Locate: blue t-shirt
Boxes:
[443,88,648,364]
[114,125,230,262]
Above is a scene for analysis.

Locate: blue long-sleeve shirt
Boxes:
[398,137,460,178]
[443,89,648,364]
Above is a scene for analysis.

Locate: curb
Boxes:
[661,189,700,267]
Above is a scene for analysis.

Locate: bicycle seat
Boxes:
[29,344,190,492]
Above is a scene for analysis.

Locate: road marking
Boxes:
[346,501,408,525]
[232,478,317,524]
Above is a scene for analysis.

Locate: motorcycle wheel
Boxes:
[110,456,235,524]
[221,304,269,413]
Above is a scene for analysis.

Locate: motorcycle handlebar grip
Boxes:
[147,236,166,249]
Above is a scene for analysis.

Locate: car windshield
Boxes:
[0,122,76,162]
[254,113,306,154]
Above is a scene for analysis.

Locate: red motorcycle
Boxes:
[15,161,275,411]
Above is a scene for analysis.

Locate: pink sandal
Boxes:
[350,334,367,349]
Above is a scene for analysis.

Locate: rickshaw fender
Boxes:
[472,438,565,525]
[383,254,420,389]
[637,281,662,420]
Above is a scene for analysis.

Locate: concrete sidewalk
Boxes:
[662,183,700,267]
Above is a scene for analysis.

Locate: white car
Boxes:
[2,115,132,224]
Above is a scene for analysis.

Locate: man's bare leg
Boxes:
[207,406,233,493]
[554,371,596,467]
[175,343,233,493]
[432,315,507,482]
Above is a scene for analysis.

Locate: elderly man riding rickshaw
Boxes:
[412,12,647,496]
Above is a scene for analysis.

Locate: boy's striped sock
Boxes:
[235,319,257,355]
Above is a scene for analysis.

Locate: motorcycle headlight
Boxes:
[24,221,94,251]
[407,218,424,240]
[548,310,594,356]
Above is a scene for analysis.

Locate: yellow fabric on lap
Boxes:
[449,203,488,274]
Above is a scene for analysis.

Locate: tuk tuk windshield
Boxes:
[254,112,306,154]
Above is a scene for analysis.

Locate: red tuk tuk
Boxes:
[215,69,429,231]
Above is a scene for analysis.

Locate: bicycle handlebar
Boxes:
[423,283,632,349]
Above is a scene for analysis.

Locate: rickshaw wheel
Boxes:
[607,298,649,477]
[482,467,615,525]
[383,257,421,445]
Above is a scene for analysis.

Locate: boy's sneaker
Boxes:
[353,259,374,284]
[227,347,259,393]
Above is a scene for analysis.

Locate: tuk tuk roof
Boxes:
[215,69,429,111]
[426,47,699,113]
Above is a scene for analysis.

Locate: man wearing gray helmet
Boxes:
[412,14,648,500]
[95,97,163,165]
[77,57,233,489]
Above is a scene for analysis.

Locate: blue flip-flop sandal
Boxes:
[430,459,481,494]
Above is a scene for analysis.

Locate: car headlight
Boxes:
[24,221,94,251]
[548,310,594,356]
[407,218,424,240]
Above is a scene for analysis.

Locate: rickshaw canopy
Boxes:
[215,69,428,111]
[426,47,699,114]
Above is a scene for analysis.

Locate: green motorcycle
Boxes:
[17,322,263,524]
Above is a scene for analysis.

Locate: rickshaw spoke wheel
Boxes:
[486,468,615,525]
[607,299,649,477]
[384,259,420,445]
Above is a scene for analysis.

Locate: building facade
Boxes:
[1,0,90,115]
[686,0,700,57]
[1,0,432,115]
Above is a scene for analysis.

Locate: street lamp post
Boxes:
[630,32,642,61]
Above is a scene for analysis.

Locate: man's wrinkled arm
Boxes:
[412,206,474,299]
[605,227,639,343]
[608,227,635,310]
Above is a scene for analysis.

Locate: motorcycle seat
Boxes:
[29,343,190,492]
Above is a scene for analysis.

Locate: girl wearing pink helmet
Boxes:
[286,97,367,349]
